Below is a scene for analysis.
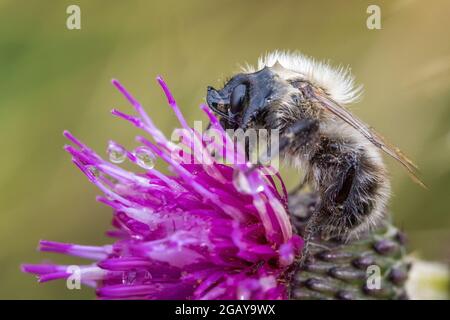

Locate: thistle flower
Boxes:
[22,77,302,300]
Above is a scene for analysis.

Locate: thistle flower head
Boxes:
[22,77,302,300]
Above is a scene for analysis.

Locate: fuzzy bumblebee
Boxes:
[207,51,424,241]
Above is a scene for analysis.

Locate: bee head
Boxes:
[206,62,299,130]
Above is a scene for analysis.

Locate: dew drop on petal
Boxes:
[133,146,156,170]
[107,142,126,164]
[255,184,264,193]
[86,165,100,177]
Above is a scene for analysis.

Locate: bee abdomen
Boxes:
[309,136,389,239]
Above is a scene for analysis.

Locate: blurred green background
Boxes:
[0,0,449,299]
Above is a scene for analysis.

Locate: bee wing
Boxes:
[310,88,426,188]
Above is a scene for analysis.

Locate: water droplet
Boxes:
[86,165,100,177]
[134,146,156,170]
[107,142,126,164]
[232,168,264,195]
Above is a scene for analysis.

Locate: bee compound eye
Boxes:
[230,84,247,114]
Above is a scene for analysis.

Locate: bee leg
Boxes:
[313,150,359,238]
[298,213,320,265]
[297,147,361,264]
[277,118,320,154]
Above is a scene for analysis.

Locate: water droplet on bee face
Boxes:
[133,146,156,170]
[107,142,126,164]
[232,168,264,195]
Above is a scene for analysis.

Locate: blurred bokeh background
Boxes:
[0,0,449,299]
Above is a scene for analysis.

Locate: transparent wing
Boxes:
[309,87,426,188]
